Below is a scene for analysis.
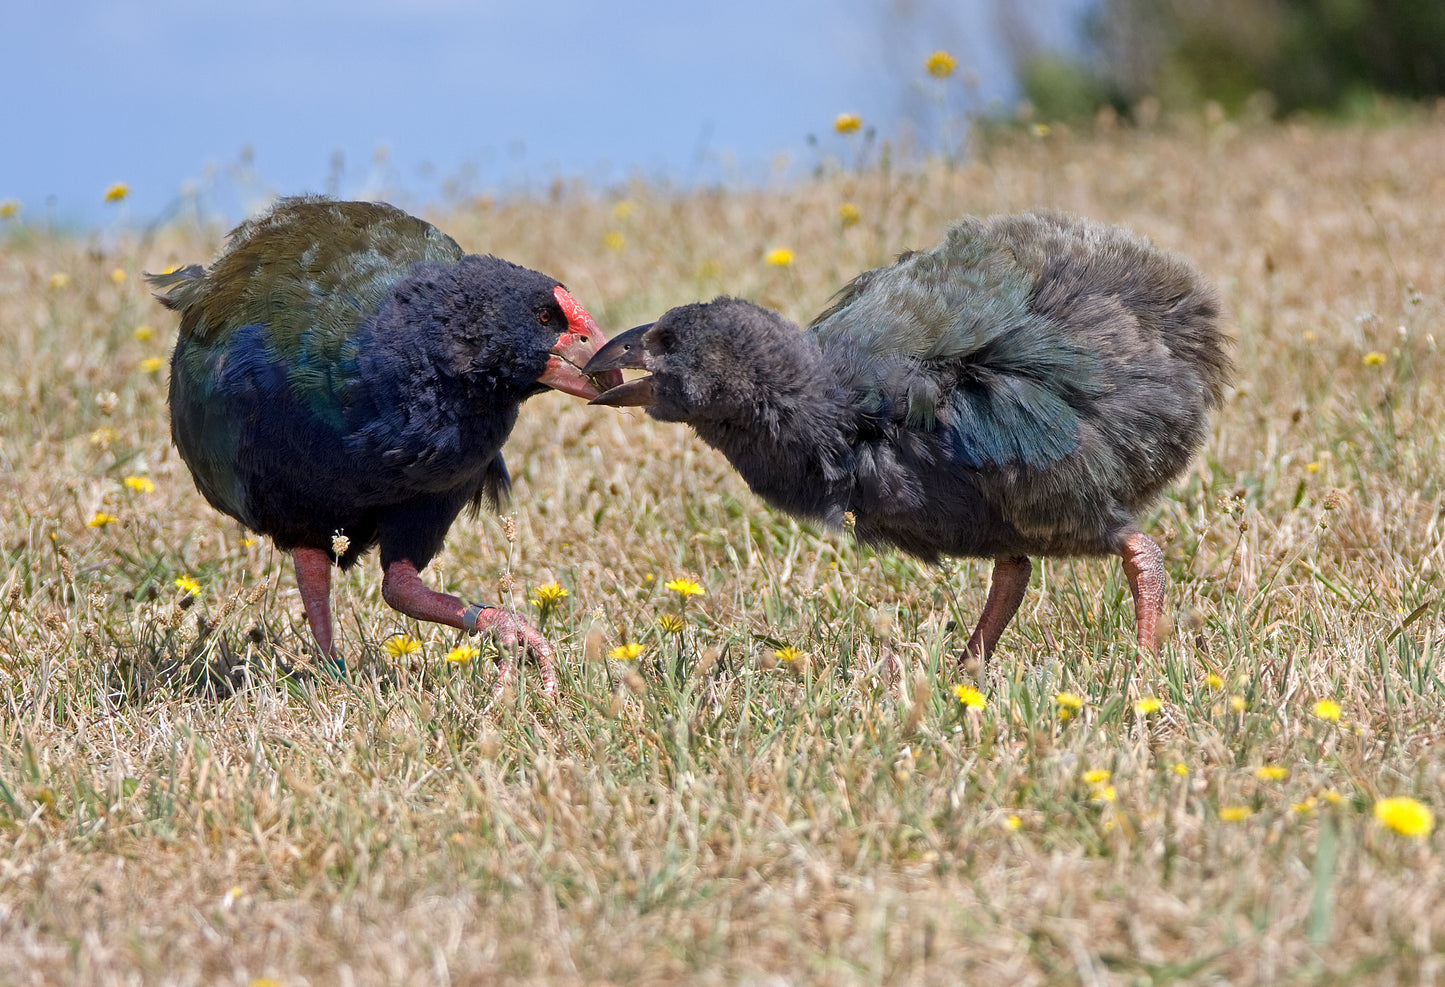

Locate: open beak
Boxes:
[583,323,657,407]
[536,286,625,400]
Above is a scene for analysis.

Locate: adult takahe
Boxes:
[150,197,621,689]
[586,212,1231,660]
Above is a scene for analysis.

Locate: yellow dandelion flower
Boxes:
[838,202,860,227]
[1094,785,1117,803]
[140,356,164,373]
[1055,691,1084,716]
[833,112,862,134]
[0,199,19,218]
[1312,698,1342,721]
[531,582,568,607]
[383,636,422,658]
[656,613,685,634]
[609,642,643,661]
[445,644,479,663]
[87,512,119,528]
[925,50,958,78]
[1292,798,1317,814]
[603,230,626,251]
[1255,765,1289,782]
[611,200,635,220]
[1306,461,1321,473]
[1219,805,1254,822]
[1230,695,1247,712]
[1082,769,1111,786]
[249,980,282,987]
[241,537,257,548]
[1171,762,1189,776]
[1362,351,1386,367]
[1005,814,1022,830]
[1031,123,1052,138]
[110,268,127,284]
[952,684,987,709]
[1205,672,1224,689]
[133,325,155,341]
[49,272,70,290]
[104,182,130,203]
[1319,789,1345,806]
[1135,696,1163,715]
[174,575,201,596]
[774,645,806,663]
[764,247,794,267]
[664,577,704,597]
[1374,797,1434,837]
[123,476,155,494]
[89,426,116,447]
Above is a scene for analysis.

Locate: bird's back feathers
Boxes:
[154,198,465,424]
[810,212,1226,478]
[152,198,465,345]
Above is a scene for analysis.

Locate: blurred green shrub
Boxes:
[1019,0,1445,119]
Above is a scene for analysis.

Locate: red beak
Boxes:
[537,286,624,400]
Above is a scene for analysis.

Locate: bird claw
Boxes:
[471,606,559,699]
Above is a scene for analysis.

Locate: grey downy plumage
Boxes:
[587,211,1232,660]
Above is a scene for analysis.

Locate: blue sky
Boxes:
[3,0,1087,228]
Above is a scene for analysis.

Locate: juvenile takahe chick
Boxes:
[587,212,1230,660]
[150,197,621,689]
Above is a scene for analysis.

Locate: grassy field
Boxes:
[2,110,1444,985]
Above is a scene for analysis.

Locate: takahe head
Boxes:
[587,298,817,424]
[367,253,615,402]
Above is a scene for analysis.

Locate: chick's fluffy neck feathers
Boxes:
[674,302,857,524]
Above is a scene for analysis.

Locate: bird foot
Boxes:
[466,605,559,699]
[381,559,560,699]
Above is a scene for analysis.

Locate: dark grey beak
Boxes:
[584,324,657,407]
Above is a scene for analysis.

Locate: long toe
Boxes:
[490,654,517,704]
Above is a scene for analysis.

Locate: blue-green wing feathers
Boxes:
[153,197,464,426]
[810,216,1108,470]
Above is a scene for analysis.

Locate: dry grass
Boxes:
[3,109,1444,985]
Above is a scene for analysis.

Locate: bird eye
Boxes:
[537,309,552,325]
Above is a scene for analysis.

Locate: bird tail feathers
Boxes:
[144,265,206,311]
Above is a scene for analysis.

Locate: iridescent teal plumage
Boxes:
[150,196,618,675]
[156,198,464,430]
